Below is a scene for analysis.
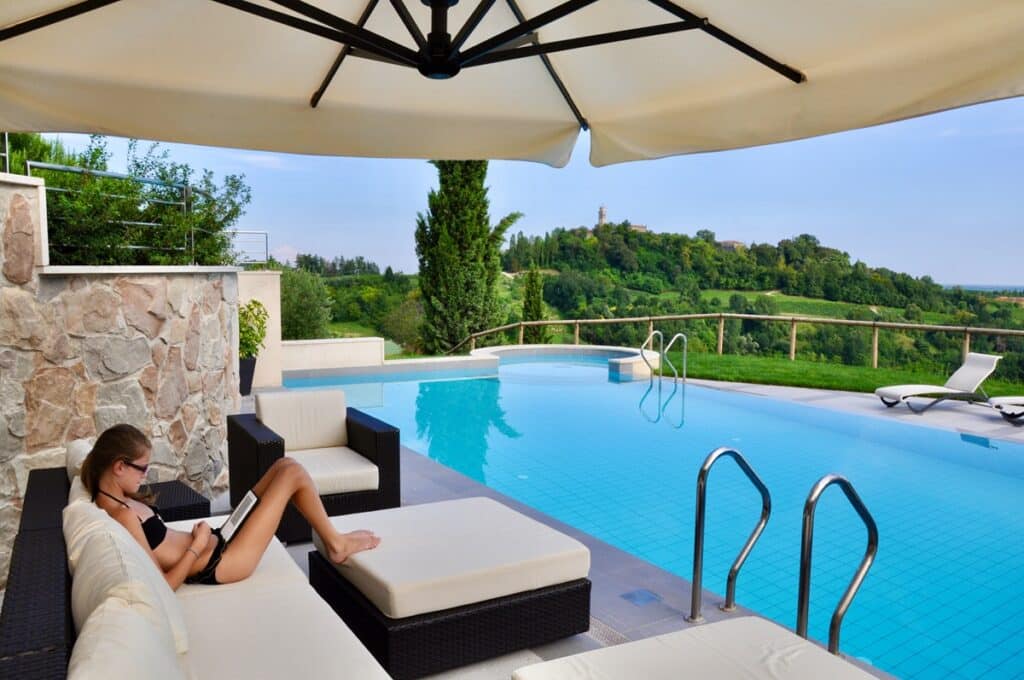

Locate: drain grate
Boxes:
[588,616,630,646]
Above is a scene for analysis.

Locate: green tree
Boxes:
[415,160,521,353]
[280,268,332,339]
[522,267,547,343]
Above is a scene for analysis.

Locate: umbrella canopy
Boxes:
[1,0,1023,167]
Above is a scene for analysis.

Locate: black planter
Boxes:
[239,357,257,396]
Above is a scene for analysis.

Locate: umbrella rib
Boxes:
[0,0,123,43]
[646,0,806,83]
[262,0,421,65]
[497,0,587,131]
[389,0,427,51]
[460,0,599,65]
[310,0,381,108]
[467,21,699,66]
[451,0,497,54]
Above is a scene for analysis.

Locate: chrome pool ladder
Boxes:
[663,332,688,383]
[797,474,879,654]
[687,447,772,623]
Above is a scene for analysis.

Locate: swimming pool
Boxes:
[287,357,1024,679]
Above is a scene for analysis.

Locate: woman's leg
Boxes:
[214,457,379,584]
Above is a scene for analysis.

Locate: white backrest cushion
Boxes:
[66,438,94,482]
[68,476,90,505]
[256,389,348,451]
[63,501,190,654]
[945,352,1001,392]
[68,597,186,680]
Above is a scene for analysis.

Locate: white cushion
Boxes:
[875,384,963,401]
[313,497,590,618]
[256,389,348,451]
[288,447,378,495]
[512,617,876,680]
[68,597,187,680]
[178,580,390,680]
[68,476,90,505]
[167,518,306,598]
[65,438,93,482]
[63,501,190,654]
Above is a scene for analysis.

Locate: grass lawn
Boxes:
[677,351,1021,396]
[326,321,404,357]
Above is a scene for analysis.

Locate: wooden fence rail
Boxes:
[448,313,1024,368]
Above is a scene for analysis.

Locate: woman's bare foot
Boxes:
[327,530,381,564]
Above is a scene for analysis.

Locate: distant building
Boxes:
[629,224,649,233]
[598,205,607,226]
[718,239,746,251]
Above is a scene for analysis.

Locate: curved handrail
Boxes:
[796,474,879,655]
[660,381,685,428]
[640,330,664,380]
[663,332,688,382]
[687,447,772,622]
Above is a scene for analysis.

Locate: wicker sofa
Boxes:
[228,389,400,543]
[0,467,391,679]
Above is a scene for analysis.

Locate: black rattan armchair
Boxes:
[227,407,400,543]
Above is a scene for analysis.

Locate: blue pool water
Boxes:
[287,359,1024,679]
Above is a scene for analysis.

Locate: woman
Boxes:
[82,424,380,589]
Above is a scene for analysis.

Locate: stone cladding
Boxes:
[0,177,240,591]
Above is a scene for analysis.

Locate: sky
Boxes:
[45,96,1024,286]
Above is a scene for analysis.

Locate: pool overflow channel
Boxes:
[685,447,880,656]
[640,330,689,426]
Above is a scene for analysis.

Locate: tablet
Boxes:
[220,490,259,544]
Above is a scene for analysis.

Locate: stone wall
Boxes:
[0,172,240,591]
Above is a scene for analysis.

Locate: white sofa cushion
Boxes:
[68,475,90,505]
[178,580,390,680]
[65,438,94,482]
[256,389,348,451]
[313,497,590,618]
[511,616,876,680]
[64,500,189,654]
[288,447,378,495]
[68,597,187,680]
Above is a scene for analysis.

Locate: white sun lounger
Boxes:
[989,396,1024,423]
[511,616,875,680]
[875,352,1001,413]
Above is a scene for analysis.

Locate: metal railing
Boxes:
[450,312,1024,366]
[687,447,772,623]
[1,132,9,174]
[796,474,879,655]
[227,229,270,264]
[664,332,688,382]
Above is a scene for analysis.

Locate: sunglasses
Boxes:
[124,460,150,474]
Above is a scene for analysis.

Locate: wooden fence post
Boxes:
[469,337,475,351]
[574,322,580,345]
[789,320,798,361]
[518,323,524,344]
[647,319,654,338]
[963,332,971,361]
[717,316,725,355]
[871,326,879,369]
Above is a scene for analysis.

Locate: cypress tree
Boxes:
[415,161,521,354]
[522,266,547,343]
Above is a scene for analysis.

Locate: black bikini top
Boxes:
[96,489,168,550]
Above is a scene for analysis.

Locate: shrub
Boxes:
[238,299,269,359]
[281,269,332,339]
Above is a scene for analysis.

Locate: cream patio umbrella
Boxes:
[1,0,1023,167]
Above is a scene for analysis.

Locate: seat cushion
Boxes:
[511,617,876,680]
[178,580,390,680]
[256,389,348,451]
[875,384,961,401]
[312,497,590,618]
[68,597,187,680]
[288,447,379,495]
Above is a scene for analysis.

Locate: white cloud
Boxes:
[226,152,294,171]
[271,243,298,265]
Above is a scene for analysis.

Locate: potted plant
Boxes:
[238,299,268,396]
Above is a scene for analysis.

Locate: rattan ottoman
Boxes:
[308,498,591,680]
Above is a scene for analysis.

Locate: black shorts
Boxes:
[185,528,226,585]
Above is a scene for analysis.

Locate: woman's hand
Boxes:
[191,521,212,551]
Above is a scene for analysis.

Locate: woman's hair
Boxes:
[80,424,154,502]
